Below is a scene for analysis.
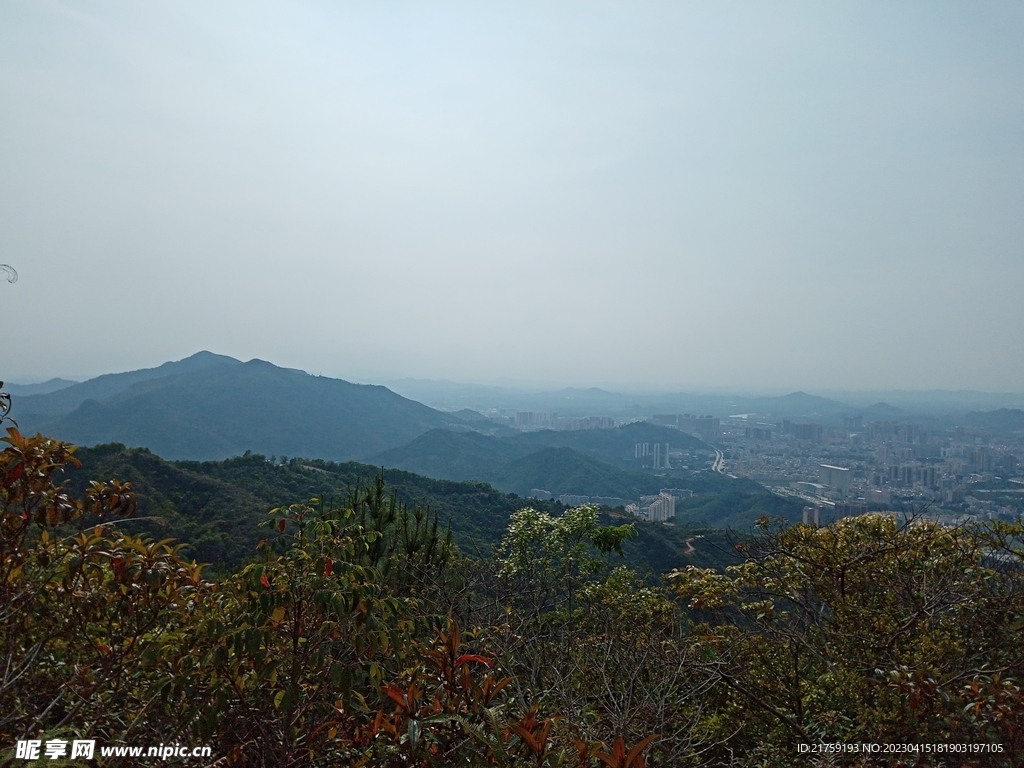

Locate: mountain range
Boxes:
[9,354,722,498]
[368,422,730,498]
[4,354,806,573]
[62,443,748,576]
[13,352,459,461]
[387,378,1024,419]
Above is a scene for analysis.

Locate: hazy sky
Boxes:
[2,1,1022,392]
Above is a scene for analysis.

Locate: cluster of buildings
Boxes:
[626,491,676,522]
[527,487,695,525]
[719,414,1023,523]
[651,414,721,441]
[634,441,672,469]
[514,412,617,431]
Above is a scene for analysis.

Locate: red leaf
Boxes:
[382,684,407,709]
[324,558,333,577]
[260,572,271,588]
[454,654,493,669]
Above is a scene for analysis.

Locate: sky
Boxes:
[1,1,1022,393]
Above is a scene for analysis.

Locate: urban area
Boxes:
[508,407,1024,526]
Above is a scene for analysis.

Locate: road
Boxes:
[712,450,725,473]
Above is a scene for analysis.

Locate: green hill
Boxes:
[373,424,756,501]
[492,447,663,497]
[64,443,546,566]
[4,377,79,397]
[20,356,458,461]
[673,491,804,529]
[15,351,240,419]
[963,408,1024,434]
[371,429,532,482]
[61,443,754,575]
[505,420,707,466]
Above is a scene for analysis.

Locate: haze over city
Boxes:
[2,2,1022,393]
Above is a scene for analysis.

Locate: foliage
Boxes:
[0,425,203,747]
[61,443,726,577]
[62,443,559,568]
[670,514,1024,764]
[672,491,804,529]
[4,395,1023,767]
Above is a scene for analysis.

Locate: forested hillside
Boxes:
[63,443,739,575]
[368,421,758,501]
[16,353,458,461]
[373,420,707,478]
[6,422,1023,767]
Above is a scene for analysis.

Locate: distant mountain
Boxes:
[372,421,708,487]
[446,408,517,437]
[15,351,240,419]
[963,409,1024,433]
[358,434,669,499]
[4,378,79,397]
[370,422,755,502]
[491,447,663,498]
[861,402,905,420]
[743,391,849,418]
[506,421,705,464]
[16,354,458,461]
[827,390,1024,414]
[372,429,533,483]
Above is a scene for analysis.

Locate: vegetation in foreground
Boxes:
[60,442,753,575]
[3,416,1024,765]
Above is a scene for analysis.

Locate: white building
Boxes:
[641,492,676,523]
[819,464,852,496]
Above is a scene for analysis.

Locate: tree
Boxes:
[0,418,206,748]
[670,513,1024,765]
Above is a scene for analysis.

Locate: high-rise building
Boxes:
[843,416,863,431]
[794,423,823,442]
[555,416,616,431]
[643,442,671,469]
[819,464,851,495]
[645,492,676,523]
[515,411,558,429]
[779,421,823,442]
[834,501,866,518]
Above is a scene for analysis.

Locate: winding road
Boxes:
[712,450,725,473]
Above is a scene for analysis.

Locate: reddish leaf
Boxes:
[382,684,407,709]
[454,654,492,669]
